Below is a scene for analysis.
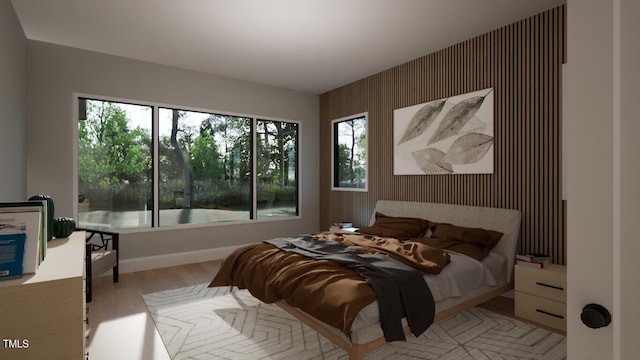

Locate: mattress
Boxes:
[351,250,506,332]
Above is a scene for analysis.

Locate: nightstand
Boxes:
[514,263,567,332]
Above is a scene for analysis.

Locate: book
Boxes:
[329,226,359,232]
[516,253,552,263]
[0,200,47,274]
[331,222,353,229]
[516,258,545,269]
[0,233,27,279]
[0,210,38,271]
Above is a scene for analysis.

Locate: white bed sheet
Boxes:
[350,250,506,331]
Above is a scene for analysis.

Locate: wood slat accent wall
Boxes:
[319,6,566,264]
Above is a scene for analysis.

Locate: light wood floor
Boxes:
[86,260,556,360]
[86,260,222,360]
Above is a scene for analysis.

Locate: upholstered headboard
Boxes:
[370,200,522,283]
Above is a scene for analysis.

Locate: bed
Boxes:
[210,200,522,359]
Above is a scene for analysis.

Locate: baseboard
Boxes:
[501,289,515,299]
[117,245,241,274]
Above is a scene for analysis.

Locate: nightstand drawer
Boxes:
[515,291,566,331]
[515,264,566,302]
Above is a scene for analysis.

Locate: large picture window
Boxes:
[77,97,299,230]
[332,113,367,191]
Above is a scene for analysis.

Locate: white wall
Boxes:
[616,0,640,357]
[26,40,320,261]
[566,0,640,358]
[0,0,26,200]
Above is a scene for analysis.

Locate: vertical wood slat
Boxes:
[319,6,566,264]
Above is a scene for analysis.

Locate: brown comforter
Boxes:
[208,232,450,338]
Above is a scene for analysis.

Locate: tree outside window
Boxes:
[332,114,367,191]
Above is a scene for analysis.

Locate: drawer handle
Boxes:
[535,281,564,291]
[536,309,564,319]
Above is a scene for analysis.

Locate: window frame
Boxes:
[73,93,302,232]
[331,112,368,192]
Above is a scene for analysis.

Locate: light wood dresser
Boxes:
[0,231,86,359]
[514,262,567,332]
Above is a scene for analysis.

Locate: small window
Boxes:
[332,113,367,191]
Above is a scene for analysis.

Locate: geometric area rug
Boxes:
[143,283,566,360]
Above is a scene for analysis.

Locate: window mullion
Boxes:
[153,106,159,227]
[251,117,257,220]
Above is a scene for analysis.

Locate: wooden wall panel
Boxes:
[319,6,566,264]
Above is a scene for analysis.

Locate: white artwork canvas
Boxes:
[393,88,494,175]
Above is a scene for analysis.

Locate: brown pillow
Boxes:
[359,212,430,240]
[416,236,488,261]
[430,223,503,249]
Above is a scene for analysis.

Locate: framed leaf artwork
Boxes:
[393,88,494,175]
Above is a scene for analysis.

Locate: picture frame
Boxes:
[393,88,494,175]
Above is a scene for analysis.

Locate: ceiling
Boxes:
[11,0,565,94]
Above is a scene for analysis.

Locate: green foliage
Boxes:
[78,101,152,189]
[256,120,297,187]
[80,182,151,211]
[195,114,252,183]
[159,179,250,209]
[189,132,223,181]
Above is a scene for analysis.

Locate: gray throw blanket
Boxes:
[264,236,435,342]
